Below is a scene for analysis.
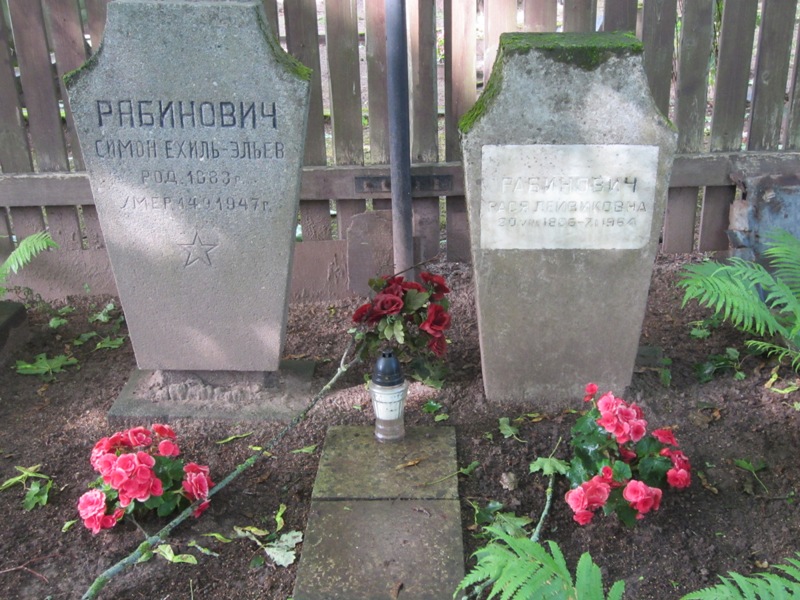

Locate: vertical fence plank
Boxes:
[748,0,798,151]
[523,0,557,32]
[0,7,33,173]
[787,21,800,150]
[408,0,440,261]
[366,1,389,167]
[0,208,13,265]
[698,0,758,252]
[563,0,596,33]
[484,0,516,83]
[325,0,365,238]
[261,0,279,38]
[641,0,676,117]
[285,0,331,240]
[662,0,713,253]
[444,0,476,261]
[84,0,109,51]
[42,0,88,171]
[603,0,637,32]
[8,0,69,172]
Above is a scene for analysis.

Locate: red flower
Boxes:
[372,293,404,318]
[421,272,450,300]
[652,428,678,447]
[623,480,662,518]
[352,302,373,323]
[401,280,426,293]
[427,334,448,357]
[667,467,691,489]
[152,423,176,439]
[183,463,214,502]
[583,382,598,402]
[123,426,152,448]
[420,304,451,337]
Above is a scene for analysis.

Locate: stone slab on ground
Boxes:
[0,301,28,369]
[107,360,315,424]
[294,426,464,600]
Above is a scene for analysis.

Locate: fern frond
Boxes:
[680,553,800,599]
[678,258,787,339]
[764,229,800,298]
[0,231,58,279]
[744,340,800,371]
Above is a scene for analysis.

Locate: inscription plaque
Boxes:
[66,0,310,371]
[481,144,659,250]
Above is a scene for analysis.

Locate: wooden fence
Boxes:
[1,0,800,300]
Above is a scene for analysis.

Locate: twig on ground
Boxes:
[0,553,55,584]
[82,342,362,600]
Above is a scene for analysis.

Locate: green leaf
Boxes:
[291,444,317,454]
[216,432,254,444]
[154,544,197,564]
[498,417,520,439]
[275,503,287,532]
[201,532,233,543]
[73,331,98,346]
[188,540,219,557]
[402,289,429,312]
[529,457,569,477]
[434,413,450,422]
[422,400,443,414]
[15,353,78,377]
[62,519,77,533]
[264,531,303,567]
[89,302,117,323]
[393,319,405,344]
[48,317,68,329]
[249,555,266,569]
[459,461,480,476]
[94,336,125,350]
[235,525,271,537]
[23,479,51,510]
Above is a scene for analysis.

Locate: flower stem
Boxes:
[82,343,361,600]
[531,472,556,544]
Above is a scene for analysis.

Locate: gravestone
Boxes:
[461,33,676,409]
[66,0,310,372]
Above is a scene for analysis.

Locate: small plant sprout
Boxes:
[0,465,53,510]
[735,458,769,494]
[15,353,78,380]
[498,417,524,443]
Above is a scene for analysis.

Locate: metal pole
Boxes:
[385,0,415,277]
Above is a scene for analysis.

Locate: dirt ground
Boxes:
[1,252,799,600]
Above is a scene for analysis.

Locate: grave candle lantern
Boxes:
[369,348,408,442]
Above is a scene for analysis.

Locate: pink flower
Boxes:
[78,490,107,520]
[667,467,691,489]
[573,509,595,525]
[583,383,598,402]
[152,423,176,439]
[623,480,662,517]
[157,439,180,457]
[618,446,637,463]
[565,476,611,525]
[183,463,213,502]
[596,394,647,445]
[123,426,152,448]
[193,500,211,518]
[652,428,679,447]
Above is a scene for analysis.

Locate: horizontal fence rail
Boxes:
[1,0,799,300]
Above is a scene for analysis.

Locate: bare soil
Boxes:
[1,253,799,600]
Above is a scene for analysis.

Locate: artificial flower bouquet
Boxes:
[351,271,451,388]
[564,384,691,526]
[78,424,214,534]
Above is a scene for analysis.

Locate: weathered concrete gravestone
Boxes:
[461,33,676,409]
[66,0,310,373]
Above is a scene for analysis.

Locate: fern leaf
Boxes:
[544,539,573,584]
[0,231,58,278]
[679,554,800,600]
[678,259,786,339]
[574,552,604,600]
[607,580,626,600]
[764,229,800,298]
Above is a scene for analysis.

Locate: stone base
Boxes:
[107,360,316,425]
[0,301,29,368]
[293,426,464,599]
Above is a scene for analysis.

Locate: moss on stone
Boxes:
[63,43,103,89]
[256,5,312,81]
[459,32,643,134]
[500,32,642,70]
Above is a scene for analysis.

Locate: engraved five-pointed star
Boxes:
[179,232,218,267]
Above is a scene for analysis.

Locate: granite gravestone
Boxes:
[66,0,310,372]
[461,33,676,409]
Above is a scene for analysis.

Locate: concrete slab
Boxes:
[107,360,315,424]
[312,426,458,500]
[0,301,29,368]
[293,498,464,600]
